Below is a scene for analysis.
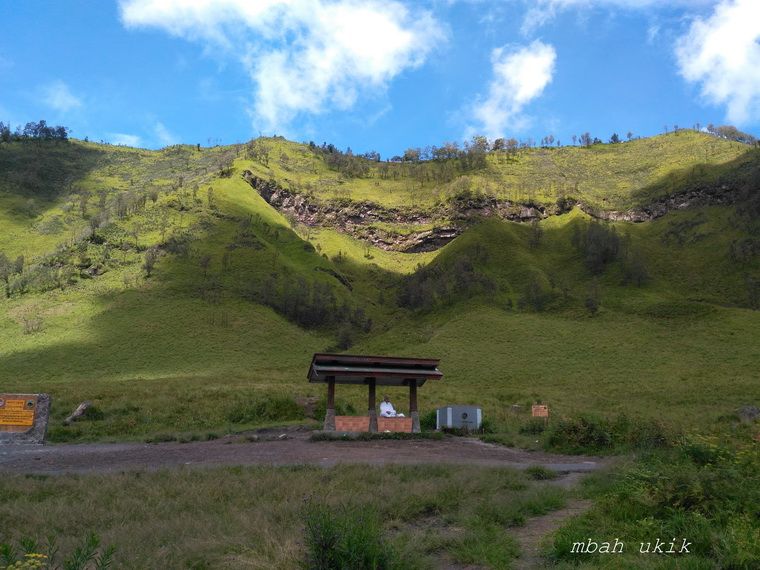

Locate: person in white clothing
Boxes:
[379,395,404,417]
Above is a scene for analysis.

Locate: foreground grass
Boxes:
[0,464,567,569]
[549,440,760,569]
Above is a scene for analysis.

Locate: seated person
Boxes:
[379,395,404,417]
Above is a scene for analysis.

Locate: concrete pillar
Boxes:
[323,378,336,431]
[367,378,378,433]
[409,380,420,433]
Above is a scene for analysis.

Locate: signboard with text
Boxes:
[0,396,37,429]
[0,394,50,444]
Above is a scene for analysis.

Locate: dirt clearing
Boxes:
[0,430,607,475]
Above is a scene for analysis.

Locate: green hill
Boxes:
[1,132,759,441]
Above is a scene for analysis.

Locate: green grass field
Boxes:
[1,135,758,440]
[1,132,760,568]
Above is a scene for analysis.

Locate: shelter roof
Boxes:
[307,353,443,387]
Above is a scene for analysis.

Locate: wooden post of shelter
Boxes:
[367,378,378,433]
[408,379,420,433]
[323,376,336,431]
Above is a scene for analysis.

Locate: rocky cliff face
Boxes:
[583,185,739,222]
[242,170,740,252]
[243,171,456,252]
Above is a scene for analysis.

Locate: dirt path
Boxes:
[511,498,594,569]
[0,431,606,475]
[431,472,595,570]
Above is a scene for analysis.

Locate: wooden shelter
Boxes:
[307,353,443,433]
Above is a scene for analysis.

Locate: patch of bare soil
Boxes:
[426,472,593,570]
[0,431,608,475]
[511,498,594,569]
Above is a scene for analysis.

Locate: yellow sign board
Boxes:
[0,397,36,427]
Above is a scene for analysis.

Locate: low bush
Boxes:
[550,441,760,567]
[519,418,548,435]
[81,405,105,422]
[478,418,495,434]
[0,533,115,570]
[524,465,559,481]
[546,414,671,453]
[226,394,304,424]
[419,409,437,431]
[312,399,356,421]
[303,502,401,570]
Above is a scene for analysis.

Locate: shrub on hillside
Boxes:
[546,414,671,453]
[518,276,552,312]
[746,275,760,310]
[398,250,495,310]
[335,323,355,349]
[729,237,760,264]
[519,418,548,435]
[226,394,304,424]
[313,399,356,420]
[419,410,437,431]
[571,220,620,274]
[621,248,649,286]
[246,271,371,333]
[142,247,159,277]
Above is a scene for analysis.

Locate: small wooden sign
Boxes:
[532,404,549,418]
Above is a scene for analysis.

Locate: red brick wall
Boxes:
[334,416,370,432]
[333,416,412,433]
[378,417,412,433]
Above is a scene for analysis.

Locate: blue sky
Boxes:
[1,0,759,157]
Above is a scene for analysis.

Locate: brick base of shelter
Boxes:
[378,416,413,433]
[334,416,413,433]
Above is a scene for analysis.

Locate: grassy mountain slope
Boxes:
[240,131,753,210]
[1,134,759,441]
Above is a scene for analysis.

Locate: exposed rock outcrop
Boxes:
[355,226,461,253]
[580,185,739,222]
[243,171,452,251]
[242,170,741,252]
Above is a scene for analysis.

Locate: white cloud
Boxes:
[154,122,178,146]
[675,0,760,125]
[521,0,715,35]
[646,23,660,44]
[111,133,142,147]
[41,80,82,113]
[120,0,445,133]
[467,41,556,139]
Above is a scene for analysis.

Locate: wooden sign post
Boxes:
[0,393,51,444]
[532,404,549,425]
